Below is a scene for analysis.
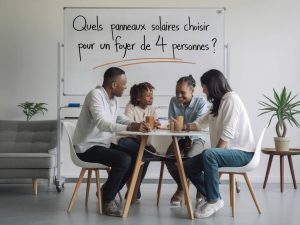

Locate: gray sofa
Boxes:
[0,120,57,195]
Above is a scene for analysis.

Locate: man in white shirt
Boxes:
[73,67,149,217]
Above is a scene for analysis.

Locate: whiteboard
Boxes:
[63,7,225,96]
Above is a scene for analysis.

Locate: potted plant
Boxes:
[18,102,48,121]
[258,87,300,151]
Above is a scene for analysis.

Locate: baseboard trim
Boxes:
[64,177,177,184]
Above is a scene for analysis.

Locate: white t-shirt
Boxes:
[193,92,256,152]
[116,103,157,145]
[124,103,157,122]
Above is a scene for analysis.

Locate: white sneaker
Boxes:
[194,199,224,218]
[195,192,206,210]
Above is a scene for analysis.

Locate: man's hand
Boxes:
[127,122,150,132]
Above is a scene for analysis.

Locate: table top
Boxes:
[119,129,208,137]
[262,148,300,155]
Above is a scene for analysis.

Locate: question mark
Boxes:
[211,38,217,53]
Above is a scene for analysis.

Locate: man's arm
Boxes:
[88,91,127,132]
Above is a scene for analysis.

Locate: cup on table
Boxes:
[171,115,184,132]
[145,116,155,130]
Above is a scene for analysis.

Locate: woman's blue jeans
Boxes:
[184,148,253,202]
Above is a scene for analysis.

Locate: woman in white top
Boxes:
[183,69,255,219]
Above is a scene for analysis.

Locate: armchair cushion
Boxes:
[0,153,55,169]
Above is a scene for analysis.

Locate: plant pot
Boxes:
[274,137,290,151]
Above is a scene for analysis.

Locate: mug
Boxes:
[145,116,155,130]
[171,115,184,132]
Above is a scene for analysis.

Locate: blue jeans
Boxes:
[165,139,186,190]
[184,148,253,202]
[165,138,205,191]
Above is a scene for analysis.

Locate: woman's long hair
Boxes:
[200,69,232,117]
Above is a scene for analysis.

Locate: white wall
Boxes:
[1,0,300,183]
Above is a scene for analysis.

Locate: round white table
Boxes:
[119,129,207,219]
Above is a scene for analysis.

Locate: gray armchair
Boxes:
[0,120,57,195]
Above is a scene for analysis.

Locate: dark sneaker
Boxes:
[103,200,122,217]
[125,189,142,201]
[170,189,184,206]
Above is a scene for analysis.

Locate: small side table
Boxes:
[262,148,300,192]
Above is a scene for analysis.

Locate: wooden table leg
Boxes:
[172,136,194,219]
[263,155,273,189]
[280,155,284,193]
[156,161,165,206]
[122,136,147,218]
[131,163,144,204]
[287,155,297,189]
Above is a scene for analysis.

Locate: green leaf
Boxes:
[18,102,48,121]
[257,87,300,137]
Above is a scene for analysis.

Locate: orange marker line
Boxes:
[93,57,183,70]
[118,60,195,68]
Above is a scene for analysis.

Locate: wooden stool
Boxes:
[262,148,300,192]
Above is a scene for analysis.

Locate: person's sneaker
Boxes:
[113,199,122,208]
[103,200,122,217]
[194,199,224,218]
[136,189,141,200]
[170,189,184,206]
[195,192,206,210]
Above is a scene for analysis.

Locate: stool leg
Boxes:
[287,156,297,189]
[280,155,284,192]
[32,178,38,195]
[263,155,273,189]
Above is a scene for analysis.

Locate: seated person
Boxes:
[117,82,159,200]
[165,75,207,206]
[73,67,149,217]
[183,69,255,218]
